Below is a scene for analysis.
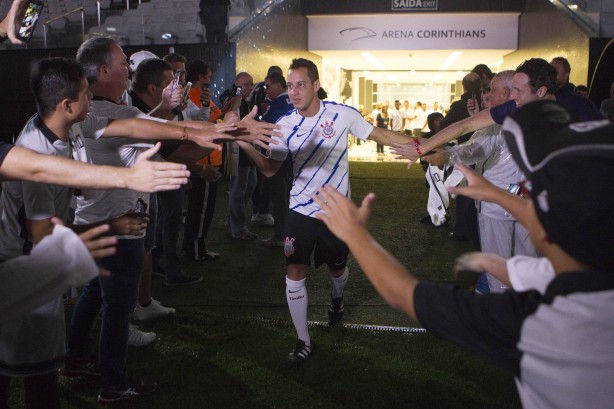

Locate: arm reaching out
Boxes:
[312,185,419,319]
[453,252,510,286]
[447,163,532,227]
[0,144,189,192]
[229,106,283,149]
[103,117,236,150]
[0,0,28,44]
[391,109,496,165]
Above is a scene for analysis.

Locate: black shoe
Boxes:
[165,273,203,287]
[98,379,157,404]
[286,339,312,367]
[328,295,345,324]
[60,356,100,378]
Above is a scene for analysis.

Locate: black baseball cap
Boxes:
[502,100,614,270]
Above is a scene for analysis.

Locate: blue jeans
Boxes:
[67,238,144,389]
[228,166,257,236]
[153,186,184,279]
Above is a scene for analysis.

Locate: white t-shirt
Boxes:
[269,100,374,217]
[507,255,555,294]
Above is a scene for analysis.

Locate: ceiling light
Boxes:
[161,33,175,40]
[439,51,463,71]
[362,52,386,70]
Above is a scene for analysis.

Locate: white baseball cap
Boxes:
[129,50,158,73]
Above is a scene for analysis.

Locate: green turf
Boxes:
[7,161,520,408]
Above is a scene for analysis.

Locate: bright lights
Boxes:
[439,51,463,70]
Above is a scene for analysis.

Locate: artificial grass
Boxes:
[7,161,521,408]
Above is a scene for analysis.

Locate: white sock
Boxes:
[331,267,349,298]
[286,276,310,345]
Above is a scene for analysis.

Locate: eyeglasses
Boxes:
[482,87,491,94]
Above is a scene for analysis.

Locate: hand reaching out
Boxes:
[110,212,149,236]
[312,185,376,243]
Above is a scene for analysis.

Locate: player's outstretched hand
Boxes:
[390,138,424,168]
[234,106,283,149]
[313,185,376,243]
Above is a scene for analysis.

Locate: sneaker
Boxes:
[98,378,157,404]
[251,213,275,226]
[261,237,284,247]
[286,339,312,367]
[127,324,156,347]
[196,250,220,261]
[133,298,175,321]
[60,356,100,378]
[165,273,203,287]
[231,230,258,240]
[328,295,345,324]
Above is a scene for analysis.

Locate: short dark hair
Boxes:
[76,37,117,85]
[163,52,187,64]
[31,57,85,118]
[472,63,494,80]
[289,58,319,83]
[551,56,571,74]
[265,72,286,89]
[131,58,173,93]
[267,65,283,76]
[515,58,558,94]
[186,59,211,83]
[426,112,444,130]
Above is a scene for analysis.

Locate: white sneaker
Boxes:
[128,324,156,347]
[133,298,175,321]
[252,213,275,226]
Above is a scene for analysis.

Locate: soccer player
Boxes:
[235,58,411,366]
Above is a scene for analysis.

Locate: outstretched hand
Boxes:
[447,163,499,201]
[390,137,425,169]
[420,148,448,167]
[233,106,282,149]
[128,142,190,192]
[110,212,149,236]
[312,185,376,243]
[51,217,116,276]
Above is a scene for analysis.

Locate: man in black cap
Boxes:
[312,100,614,409]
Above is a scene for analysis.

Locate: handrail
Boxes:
[43,7,85,48]
[228,0,285,41]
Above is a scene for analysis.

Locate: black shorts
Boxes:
[283,210,348,270]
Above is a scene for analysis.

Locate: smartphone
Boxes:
[181,82,192,106]
[17,0,44,43]
[170,70,181,95]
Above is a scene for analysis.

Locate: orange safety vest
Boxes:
[189,87,223,166]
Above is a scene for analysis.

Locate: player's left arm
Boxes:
[367,125,411,146]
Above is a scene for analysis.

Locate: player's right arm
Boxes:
[235,140,284,177]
